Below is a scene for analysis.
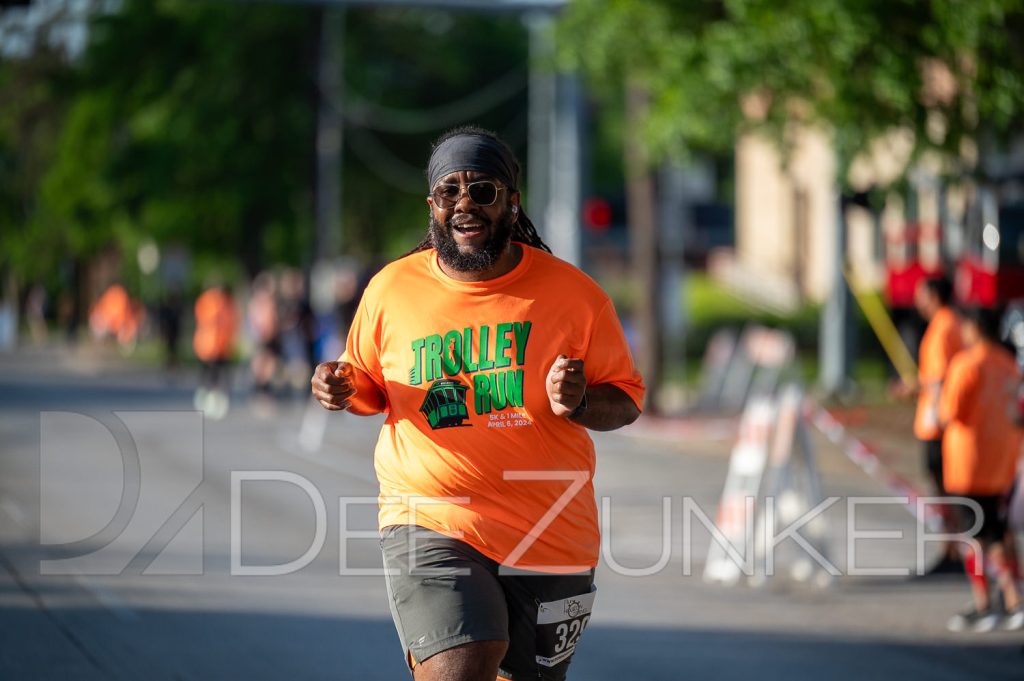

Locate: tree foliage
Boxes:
[0,40,74,281]
[0,1,530,290]
[559,0,1024,181]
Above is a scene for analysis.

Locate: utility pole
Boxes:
[820,193,854,397]
[546,71,584,267]
[525,9,582,268]
[658,162,690,400]
[625,83,661,412]
[314,6,344,265]
[525,11,553,232]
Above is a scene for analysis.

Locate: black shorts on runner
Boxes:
[380,524,596,681]
[953,495,1008,542]
[922,438,944,493]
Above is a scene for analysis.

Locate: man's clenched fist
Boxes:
[311,361,357,411]
[546,354,586,418]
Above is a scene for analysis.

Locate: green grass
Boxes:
[679,273,821,360]
[668,273,896,398]
[687,273,760,324]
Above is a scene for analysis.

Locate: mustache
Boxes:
[447,212,491,229]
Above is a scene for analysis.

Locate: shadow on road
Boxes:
[2,598,1022,681]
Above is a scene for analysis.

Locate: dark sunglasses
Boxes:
[430,180,505,208]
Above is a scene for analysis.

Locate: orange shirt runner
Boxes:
[90,284,144,345]
[193,288,238,362]
[915,306,961,440]
[342,245,645,572]
[939,340,1023,496]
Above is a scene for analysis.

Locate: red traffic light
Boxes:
[583,197,612,232]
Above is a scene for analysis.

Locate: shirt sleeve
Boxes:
[340,291,388,415]
[583,299,645,411]
[939,355,977,426]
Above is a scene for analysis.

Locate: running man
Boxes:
[940,307,1024,632]
[193,283,238,418]
[311,127,644,680]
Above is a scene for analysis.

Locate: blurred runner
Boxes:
[158,290,184,374]
[279,267,317,396]
[193,284,238,420]
[900,276,962,572]
[248,271,282,401]
[89,283,144,353]
[311,127,644,681]
[940,306,1024,632]
[25,283,48,345]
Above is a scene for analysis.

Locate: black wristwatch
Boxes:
[569,389,588,421]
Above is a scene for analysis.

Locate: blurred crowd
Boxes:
[19,262,376,420]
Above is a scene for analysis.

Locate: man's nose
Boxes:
[453,190,479,212]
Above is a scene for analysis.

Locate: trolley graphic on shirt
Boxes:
[419,379,472,429]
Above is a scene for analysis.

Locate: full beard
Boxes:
[429,205,516,272]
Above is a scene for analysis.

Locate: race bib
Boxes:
[535,585,597,668]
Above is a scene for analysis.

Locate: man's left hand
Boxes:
[546,354,586,418]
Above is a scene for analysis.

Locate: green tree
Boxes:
[559,0,1024,406]
[62,0,321,277]
[2,1,532,294]
[560,0,1024,178]
[0,42,75,282]
[339,8,529,259]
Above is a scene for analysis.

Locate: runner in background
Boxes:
[279,268,317,398]
[248,271,282,404]
[894,276,962,572]
[193,283,238,420]
[89,282,145,354]
[25,284,48,345]
[158,290,184,375]
[940,306,1024,632]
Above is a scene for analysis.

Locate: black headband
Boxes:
[427,134,518,190]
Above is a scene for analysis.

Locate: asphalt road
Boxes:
[1,345,1022,680]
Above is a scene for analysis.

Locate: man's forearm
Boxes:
[568,383,641,432]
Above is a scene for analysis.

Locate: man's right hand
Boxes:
[311,361,357,411]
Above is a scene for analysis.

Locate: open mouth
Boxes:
[451,219,487,237]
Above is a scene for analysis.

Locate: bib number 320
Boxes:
[535,585,597,668]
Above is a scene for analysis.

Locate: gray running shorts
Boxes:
[380,524,596,680]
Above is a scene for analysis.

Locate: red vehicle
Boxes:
[881,184,1024,371]
[885,186,1024,311]
[885,221,945,310]
[954,188,1024,307]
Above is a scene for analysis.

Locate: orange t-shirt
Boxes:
[915,306,961,440]
[939,341,1022,495]
[342,245,645,572]
[193,289,238,361]
[90,284,130,336]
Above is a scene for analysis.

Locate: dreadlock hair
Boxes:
[405,126,551,257]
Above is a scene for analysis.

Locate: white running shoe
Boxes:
[1002,607,1024,631]
[947,608,1000,633]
